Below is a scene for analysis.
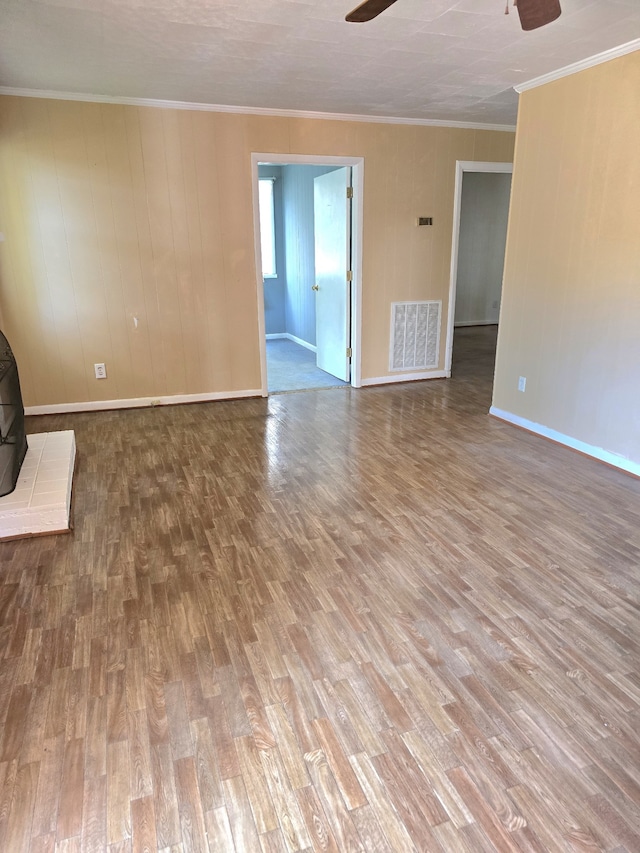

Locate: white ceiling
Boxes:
[1,0,639,127]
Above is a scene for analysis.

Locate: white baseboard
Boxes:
[362,369,447,387]
[266,332,317,353]
[489,407,640,478]
[286,333,316,353]
[25,389,263,416]
[454,320,498,328]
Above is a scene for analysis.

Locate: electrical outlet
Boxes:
[518,376,526,392]
[94,363,107,380]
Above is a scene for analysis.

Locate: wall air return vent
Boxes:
[390,301,441,372]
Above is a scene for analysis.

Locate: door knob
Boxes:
[312,284,319,291]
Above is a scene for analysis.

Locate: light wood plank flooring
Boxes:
[1,326,640,851]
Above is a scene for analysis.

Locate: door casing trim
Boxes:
[445,160,513,376]
[251,152,364,395]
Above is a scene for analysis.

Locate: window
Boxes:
[258,178,277,278]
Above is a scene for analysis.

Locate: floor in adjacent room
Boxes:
[266,337,348,393]
[450,323,498,382]
[1,327,640,851]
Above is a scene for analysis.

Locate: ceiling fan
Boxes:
[346,0,561,31]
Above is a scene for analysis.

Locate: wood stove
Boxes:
[0,331,28,497]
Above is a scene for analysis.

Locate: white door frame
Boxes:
[251,152,364,395]
[444,160,513,376]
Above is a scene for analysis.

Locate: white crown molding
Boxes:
[515,39,640,93]
[0,86,516,132]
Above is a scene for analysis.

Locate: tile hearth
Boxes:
[0,430,75,540]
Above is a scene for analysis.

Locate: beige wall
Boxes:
[0,95,513,407]
[493,51,640,468]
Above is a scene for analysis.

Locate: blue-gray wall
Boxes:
[258,165,286,335]
[260,163,341,345]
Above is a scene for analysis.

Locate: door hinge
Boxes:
[346,270,353,282]
[347,347,352,358]
[346,186,353,199]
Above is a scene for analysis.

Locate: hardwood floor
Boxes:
[1,326,640,851]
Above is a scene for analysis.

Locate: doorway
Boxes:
[252,154,364,396]
[445,161,513,383]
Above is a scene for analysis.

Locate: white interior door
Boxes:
[313,168,351,382]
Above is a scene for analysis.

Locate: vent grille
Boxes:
[390,301,441,371]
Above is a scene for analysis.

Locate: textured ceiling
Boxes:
[1,0,639,126]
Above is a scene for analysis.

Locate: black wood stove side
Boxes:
[0,331,28,498]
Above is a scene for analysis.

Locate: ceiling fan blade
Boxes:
[516,0,561,31]
[346,0,400,23]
